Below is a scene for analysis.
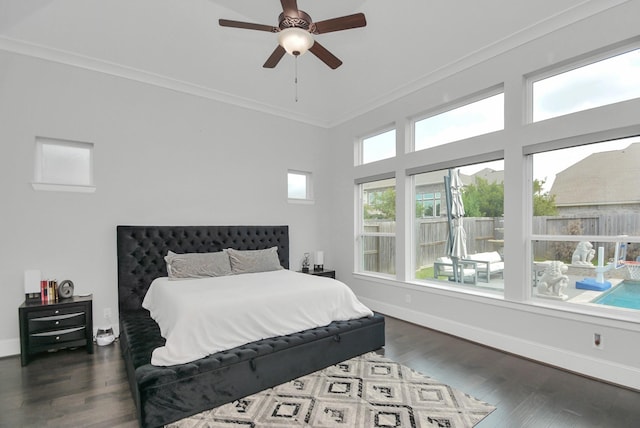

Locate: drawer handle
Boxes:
[56,336,60,340]
[55,321,60,325]
[55,310,59,314]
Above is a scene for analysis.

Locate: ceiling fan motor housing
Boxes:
[278,11,313,32]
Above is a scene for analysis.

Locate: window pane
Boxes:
[363,178,396,222]
[362,129,396,164]
[413,160,504,294]
[360,178,396,275]
[39,139,92,186]
[532,48,640,122]
[288,171,308,199]
[532,137,640,222]
[531,136,640,310]
[414,93,504,151]
[361,236,396,274]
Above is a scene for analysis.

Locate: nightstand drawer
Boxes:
[28,312,86,333]
[26,305,85,319]
[30,326,86,346]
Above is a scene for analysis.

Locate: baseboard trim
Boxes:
[363,297,640,391]
[0,338,20,358]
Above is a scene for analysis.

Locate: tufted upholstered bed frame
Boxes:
[117,225,385,428]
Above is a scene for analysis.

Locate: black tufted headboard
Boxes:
[117,225,289,313]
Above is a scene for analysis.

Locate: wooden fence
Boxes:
[366,217,504,272]
[532,214,640,262]
[365,213,639,272]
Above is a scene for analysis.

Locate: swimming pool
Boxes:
[592,281,640,310]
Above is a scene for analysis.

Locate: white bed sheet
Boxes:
[141,269,373,366]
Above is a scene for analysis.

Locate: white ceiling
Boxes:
[0,0,623,127]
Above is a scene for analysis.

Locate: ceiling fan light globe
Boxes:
[278,28,314,56]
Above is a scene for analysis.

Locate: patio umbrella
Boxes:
[448,169,467,282]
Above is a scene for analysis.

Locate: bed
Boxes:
[117,225,385,428]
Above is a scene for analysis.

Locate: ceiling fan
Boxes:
[219,0,366,69]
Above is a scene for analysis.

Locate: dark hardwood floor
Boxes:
[2,315,639,427]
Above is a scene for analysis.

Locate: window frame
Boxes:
[355,174,397,277]
[32,136,95,193]
[287,169,313,203]
[526,39,640,123]
[357,126,397,166]
[526,133,640,313]
[409,157,505,294]
[411,86,504,152]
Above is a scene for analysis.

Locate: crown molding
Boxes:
[0,35,328,128]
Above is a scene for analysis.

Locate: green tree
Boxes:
[364,188,396,220]
[461,177,504,217]
[533,179,558,216]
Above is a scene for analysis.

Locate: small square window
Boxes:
[288,170,313,202]
[33,137,95,193]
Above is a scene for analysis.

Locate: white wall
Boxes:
[0,51,330,354]
[325,2,640,390]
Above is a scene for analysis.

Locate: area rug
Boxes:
[167,352,495,427]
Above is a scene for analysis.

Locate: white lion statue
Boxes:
[538,261,569,299]
[571,241,595,266]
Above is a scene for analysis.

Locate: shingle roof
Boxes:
[551,143,640,206]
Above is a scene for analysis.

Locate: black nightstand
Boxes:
[18,295,94,366]
[298,268,336,279]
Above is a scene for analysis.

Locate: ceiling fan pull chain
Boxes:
[294,55,299,102]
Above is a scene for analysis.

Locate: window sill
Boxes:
[31,182,96,193]
[288,198,314,205]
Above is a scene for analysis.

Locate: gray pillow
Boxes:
[164,250,232,280]
[227,247,283,274]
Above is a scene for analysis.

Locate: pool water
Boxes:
[592,281,640,310]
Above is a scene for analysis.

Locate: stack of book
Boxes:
[41,279,59,303]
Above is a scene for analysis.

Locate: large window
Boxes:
[360,129,396,164]
[532,47,640,122]
[413,160,504,294]
[530,136,640,310]
[414,92,504,151]
[358,177,396,276]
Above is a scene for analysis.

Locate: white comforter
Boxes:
[141,269,373,366]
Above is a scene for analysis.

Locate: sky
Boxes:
[361,47,640,192]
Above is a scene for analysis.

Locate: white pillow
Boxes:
[164,250,232,280]
[226,247,283,274]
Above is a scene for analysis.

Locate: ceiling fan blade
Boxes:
[280,0,299,17]
[219,19,277,32]
[309,41,342,69]
[313,13,367,34]
[263,45,287,68]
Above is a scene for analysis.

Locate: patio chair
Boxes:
[433,257,478,284]
[464,251,504,282]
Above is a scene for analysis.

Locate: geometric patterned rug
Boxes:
[167,352,496,428]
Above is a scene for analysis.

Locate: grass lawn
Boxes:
[416,266,435,280]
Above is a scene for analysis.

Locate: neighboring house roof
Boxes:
[551,143,640,207]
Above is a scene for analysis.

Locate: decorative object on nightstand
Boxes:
[23,269,42,302]
[18,294,94,366]
[57,279,74,299]
[314,250,324,271]
[301,252,310,273]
